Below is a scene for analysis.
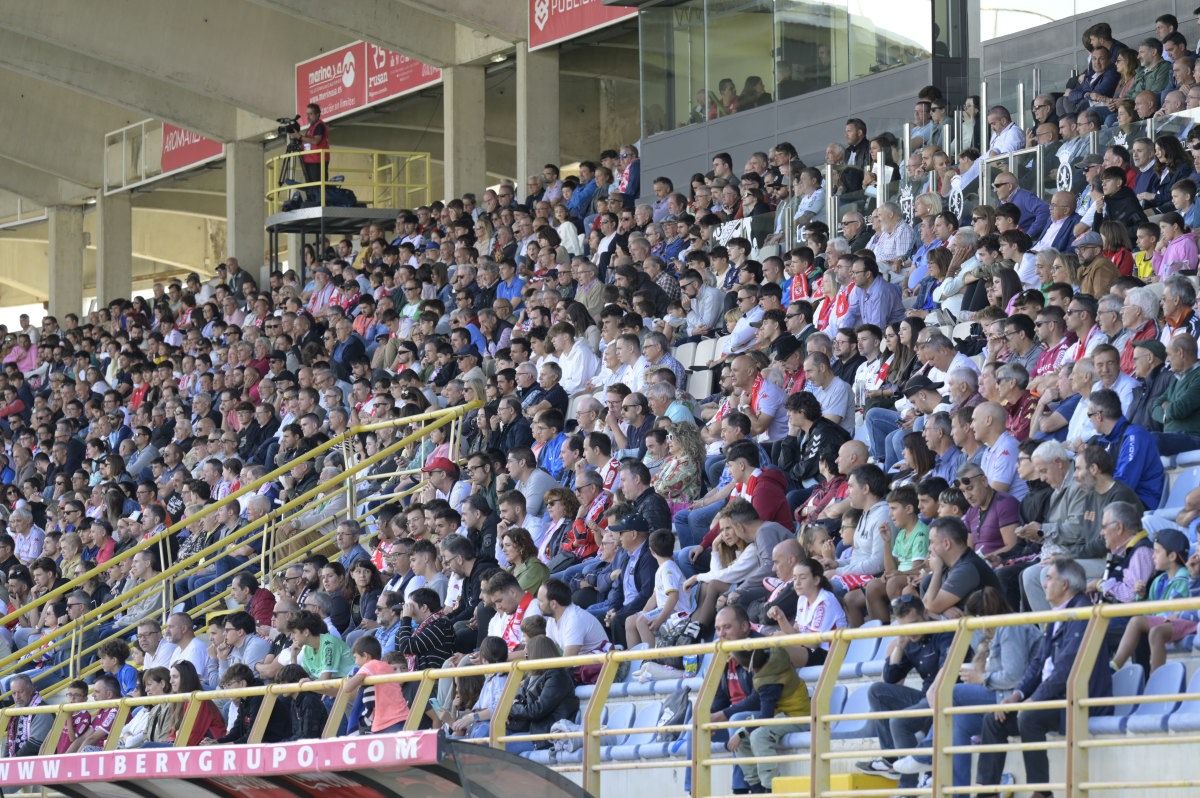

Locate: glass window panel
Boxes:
[705,0,776,116]
[847,0,932,80]
[640,0,706,137]
[775,1,848,99]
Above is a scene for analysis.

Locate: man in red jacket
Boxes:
[724,440,793,528]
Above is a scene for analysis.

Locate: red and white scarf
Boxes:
[731,469,762,502]
[501,593,535,651]
[748,374,766,414]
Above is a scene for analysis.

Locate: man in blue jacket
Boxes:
[605,512,656,647]
[1058,46,1119,116]
[992,171,1051,241]
[1086,388,1164,511]
[975,558,1112,797]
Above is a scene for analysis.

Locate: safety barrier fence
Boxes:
[0,402,482,699]
[4,596,1200,798]
[264,147,432,215]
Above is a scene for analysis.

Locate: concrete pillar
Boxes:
[47,205,84,318]
[225,139,267,287]
[516,42,560,190]
[600,78,641,156]
[96,192,132,304]
[443,65,487,199]
[286,232,303,272]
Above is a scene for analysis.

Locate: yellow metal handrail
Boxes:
[5,596,1200,798]
[0,402,480,681]
[264,147,432,215]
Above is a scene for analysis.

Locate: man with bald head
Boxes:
[1034,191,1082,253]
[821,440,869,519]
[971,401,1028,499]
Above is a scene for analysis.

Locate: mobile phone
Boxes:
[429,698,443,714]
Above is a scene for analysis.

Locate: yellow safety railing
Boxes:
[6,595,1200,798]
[0,402,481,692]
[264,147,432,215]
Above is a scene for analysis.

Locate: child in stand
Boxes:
[1111,529,1199,672]
[938,487,969,519]
[866,487,929,619]
[799,523,838,573]
[627,530,694,648]
[55,680,91,754]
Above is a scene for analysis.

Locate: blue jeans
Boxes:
[674,546,700,578]
[505,740,538,754]
[558,559,595,592]
[673,501,721,549]
[182,555,247,609]
[914,682,996,797]
[703,455,725,488]
[1153,432,1200,457]
[865,408,900,463]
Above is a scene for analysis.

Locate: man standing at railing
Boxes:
[289,103,329,188]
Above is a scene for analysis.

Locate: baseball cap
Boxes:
[1154,528,1191,561]
[902,374,945,398]
[609,513,650,534]
[1133,339,1167,362]
[421,457,458,475]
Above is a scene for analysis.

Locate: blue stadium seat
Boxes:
[1126,661,1186,734]
[1150,468,1200,516]
[1167,668,1200,732]
[836,620,884,679]
[1090,664,1145,735]
[604,700,664,761]
[831,685,875,740]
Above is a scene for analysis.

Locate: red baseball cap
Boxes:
[421,457,458,474]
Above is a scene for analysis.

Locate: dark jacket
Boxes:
[445,557,499,627]
[1128,365,1173,432]
[1094,186,1148,241]
[287,691,329,741]
[219,690,293,744]
[491,417,533,452]
[711,632,762,718]
[631,487,672,533]
[1048,213,1082,252]
[1016,592,1112,714]
[882,630,956,692]
[611,541,656,612]
[507,667,579,746]
[774,419,852,488]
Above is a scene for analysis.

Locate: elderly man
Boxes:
[1090,500,1154,608]
[1118,286,1161,374]
[1159,275,1200,345]
[5,674,53,756]
[646,382,693,426]
[1086,388,1163,510]
[994,363,1037,441]
[1018,442,1140,612]
[864,202,915,272]
[1034,191,1082,252]
[1069,345,1137,442]
[975,558,1113,796]
[991,171,1050,240]
[1153,334,1200,453]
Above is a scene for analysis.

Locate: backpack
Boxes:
[653,686,692,743]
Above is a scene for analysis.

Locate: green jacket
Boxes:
[1131,60,1170,95]
[1155,363,1200,433]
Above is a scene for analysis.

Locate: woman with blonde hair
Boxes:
[914,192,943,223]
[654,422,706,514]
[1051,252,1081,291]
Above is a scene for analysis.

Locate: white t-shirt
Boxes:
[169,636,210,676]
[547,604,610,655]
[655,559,693,615]
[487,598,544,650]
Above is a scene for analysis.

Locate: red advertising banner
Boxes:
[528,0,636,51]
[0,732,439,788]
[296,42,366,120]
[297,42,442,122]
[365,43,442,106]
[160,123,224,173]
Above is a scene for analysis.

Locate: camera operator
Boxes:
[289,102,330,186]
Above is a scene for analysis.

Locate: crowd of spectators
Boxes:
[5,12,1200,796]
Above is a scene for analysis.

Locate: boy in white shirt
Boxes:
[626,530,695,647]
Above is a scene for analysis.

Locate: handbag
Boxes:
[547,549,581,574]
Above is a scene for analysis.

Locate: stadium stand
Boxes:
[10,9,1200,798]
